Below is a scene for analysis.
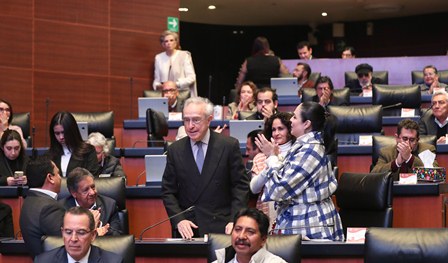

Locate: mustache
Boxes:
[235,239,250,246]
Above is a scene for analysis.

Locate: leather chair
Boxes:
[372,84,421,116]
[371,135,436,170]
[42,235,135,263]
[335,171,393,237]
[365,228,448,263]
[327,105,383,145]
[71,111,115,150]
[146,108,168,148]
[412,69,448,85]
[228,89,237,104]
[11,112,31,147]
[301,87,350,106]
[309,71,321,84]
[58,176,129,235]
[207,233,301,263]
[344,71,389,86]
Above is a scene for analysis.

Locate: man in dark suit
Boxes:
[311,76,349,107]
[19,156,66,257]
[419,91,448,143]
[163,80,187,112]
[346,63,382,95]
[162,97,250,239]
[372,119,438,181]
[241,87,278,121]
[60,167,122,236]
[34,207,123,263]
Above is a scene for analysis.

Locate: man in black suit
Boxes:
[163,80,187,112]
[346,63,382,95]
[241,87,278,121]
[312,76,349,107]
[34,207,123,263]
[60,167,122,236]
[19,156,66,257]
[419,91,448,143]
[162,97,250,239]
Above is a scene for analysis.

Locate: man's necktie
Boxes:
[196,141,204,173]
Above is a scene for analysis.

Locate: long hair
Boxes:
[263,112,294,143]
[299,101,335,150]
[251,37,270,56]
[0,129,26,162]
[235,81,257,104]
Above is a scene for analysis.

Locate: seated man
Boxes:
[34,207,123,263]
[418,65,447,94]
[292,62,314,96]
[341,46,356,59]
[60,167,122,236]
[87,132,126,177]
[296,41,313,60]
[163,80,186,112]
[242,87,278,121]
[346,63,382,95]
[212,208,286,263]
[311,76,348,107]
[372,119,438,181]
[419,91,448,143]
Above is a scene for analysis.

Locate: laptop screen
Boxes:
[229,120,264,144]
[270,77,298,96]
[145,155,167,185]
[77,122,88,141]
[138,97,169,118]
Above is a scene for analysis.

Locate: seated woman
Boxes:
[227,81,257,119]
[0,99,27,148]
[0,129,28,186]
[87,132,126,178]
[255,101,344,241]
[46,111,99,177]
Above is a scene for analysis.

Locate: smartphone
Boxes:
[14,171,24,179]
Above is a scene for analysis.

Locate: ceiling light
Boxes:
[178,7,188,12]
[208,5,216,10]
[322,12,328,17]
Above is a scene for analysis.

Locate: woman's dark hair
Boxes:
[0,99,13,124]
[299,101,336,150]
[263,112,294,143]
[235,81,257,104]
[0,129,25,161]
[251,37,270,56]
[315,76,334,91]
[48,111,94,161]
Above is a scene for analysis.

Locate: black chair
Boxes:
[228,89,237,104]
[146,108,168,148]
[308,71,321,84]
[71,111,115,150]
[58,176,129,235]
[344,71,389,86]
[336,171,393,237]
[412,69,448,85]
[11,112,31,147]
[301,87,350,106]
[372,84,421,116]
[327,105,383,145]
[207,233,301,263]
[42,235,135,263]
[365,228,448,263]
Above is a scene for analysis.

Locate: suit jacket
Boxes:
[0,202,13,237]
[371,142,438,181]
[311,94,349,107]
[19,190,66,257]
[52,146,99,177]
[0,151,29,186]
[346,76,382,94]
[60,195,122,236]
[419,113,447,139]
[34,245,123,263]
[98,155,126,178]
[162,130,249,237]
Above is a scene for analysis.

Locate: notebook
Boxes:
[77,122,88,141]
[229,120,264,144]
[270,77,298,96]
[145,155,167,185]
[138,97,169,118]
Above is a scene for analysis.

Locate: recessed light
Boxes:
[208,5,216,10]
[322,12,328,17]
[179,7,189,12]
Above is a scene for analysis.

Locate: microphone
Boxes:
[139,206,195,240]
[381,102,402,110]
[222,96,226,124]
[135,169,146,187]
[129,77,134,119]
[418,103,434,122]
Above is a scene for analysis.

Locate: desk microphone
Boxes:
[139,206,195,240]
[418,103,434,121]
[381,102,402,110]
[135,169,146,187]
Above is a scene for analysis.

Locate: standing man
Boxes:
[162,80,187,112]
[419,91,448,143]
[19,156,65,257]
[418,65,447,94]
[292,62,315,96]
[242,87,278,121]
[296,41,313,60]
[346,63,382,95]
[34,207,123,263]
[162,97,249,239]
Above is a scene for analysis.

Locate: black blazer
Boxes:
[34,245,123,263]
[98,155,126,177]
[162,130,250,237]
[0,202,13,237]
[52,146,99,177]
[0,151,29,186]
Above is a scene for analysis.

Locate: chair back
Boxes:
[146,108,168,148]
[412,69,448,85]
[372,84,421,116]
[344,71,389,86]
[207,233,301,263]
[71,111,115,149]
[336,171,393,236]
[144,89,191,101]
[327,105,383,144]
[301,88,350,106]
[365,228,448,263]
[42,235,135,263]
[309,72,321,83]
[11,112,31,147]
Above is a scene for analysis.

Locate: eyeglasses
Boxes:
[399,136,417,143]
[162,89,177,94]
[183,117,204,125]
[357,73,369,78]
[0,107,10,113]
[62,228,94,238]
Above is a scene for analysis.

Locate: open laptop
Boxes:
[77,122,88,141]
[145,155,167,186]
[229,120,264,144]
[138,97,169,118]
[270,77,298,96]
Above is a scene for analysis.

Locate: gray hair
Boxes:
[183,97,214,117]
[87,132,110,155]
[432,91,448,102]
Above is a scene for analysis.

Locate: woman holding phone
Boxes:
[0,129,28,186]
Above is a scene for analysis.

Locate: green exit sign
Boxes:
[167,17,179,32]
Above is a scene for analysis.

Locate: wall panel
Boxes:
[0,16,32,68]
[0,0,32,18]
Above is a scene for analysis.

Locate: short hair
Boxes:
[65,206,95,231]
[236,81,257,104]
[256,87,278,103]
[396,119,420,137]
[432,91,448,102]
[423,65,438,74]
[233,208,270,237]
[160,30,179,48]
[296,62,312,77]
[87,132,110,155]
[26,156,54,188]
[297,41,311,50]
[183,97,214,117]
[247,129,263,148]
[315,76,334,91]
[0,99,13,124]
[342,46,356,56]
[263,112,294,142]
[66,167,94,193]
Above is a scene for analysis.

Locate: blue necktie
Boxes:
[196,141,204,173]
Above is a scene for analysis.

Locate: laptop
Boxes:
[138,97,169,118]
[229,120,264,144]
[77,122,88,141]
[145,155,167,185]
[270,77,298,96]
